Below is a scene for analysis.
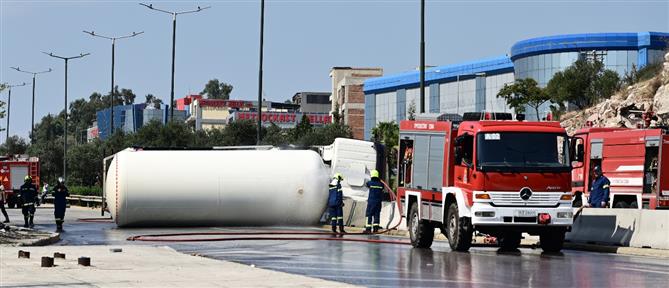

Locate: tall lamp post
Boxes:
[257,0,265,144]
[83,30,143,135]
[2,82,27,146]
[9,67,52,137]
[419,0,425,114]
[140,3,209,122]
[44,52,90,182]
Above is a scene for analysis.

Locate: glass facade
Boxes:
[364,32,669,140]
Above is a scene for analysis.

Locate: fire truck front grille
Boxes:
[488,192,562,207]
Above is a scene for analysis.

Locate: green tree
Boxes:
[145,94,164,109]
[371,121,399,187]
[201,79,233,100]
[0,136,29,155]
[497,78,550,120]
[299,123,353,146]
[332,103,342,125]
[221,120,257,146]
[545,59,620,109]
[262,123,291,146]
[67,142,102,186]
[293,114,313,140]
[407,99,416,120]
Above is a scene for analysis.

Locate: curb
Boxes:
[21,232,60,246]
[564,242,669,258]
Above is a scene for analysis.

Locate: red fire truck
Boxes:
[398,113,574,252]
[0,155,40,208]
[570,127,669,209]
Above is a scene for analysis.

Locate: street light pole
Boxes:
[419,0,425,114]
[83,30,143,136]
[257,0,265,144]
[140,3,210,122]
[9,67,52,138]
[44,52,90,182]
[3,82,27,147]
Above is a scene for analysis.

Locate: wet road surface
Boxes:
[6,207,669,287]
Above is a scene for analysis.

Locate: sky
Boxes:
[1,0,668,139]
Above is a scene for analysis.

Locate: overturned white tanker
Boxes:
[105,147,330,227]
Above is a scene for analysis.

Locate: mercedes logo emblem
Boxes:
[520,188,532,200]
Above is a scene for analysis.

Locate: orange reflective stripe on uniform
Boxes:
[370,186,383,189]
[603,185,610,189]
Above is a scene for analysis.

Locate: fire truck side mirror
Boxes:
[454,146,463,165]
[576,144,584,162]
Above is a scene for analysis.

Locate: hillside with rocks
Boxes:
[561,52,669,134]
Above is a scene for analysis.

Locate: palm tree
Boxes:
[371,121,399,188]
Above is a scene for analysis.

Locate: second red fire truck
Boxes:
[397,113,574,252]
[570,127,669,209]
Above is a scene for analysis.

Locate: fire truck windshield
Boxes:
[476,132,570,172]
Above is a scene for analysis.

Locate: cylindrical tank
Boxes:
[106,148,330,227]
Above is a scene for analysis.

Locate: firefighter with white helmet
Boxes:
[327,173,345,233]
[52,177,70,232]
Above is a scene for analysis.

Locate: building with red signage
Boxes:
[230,111,332,129]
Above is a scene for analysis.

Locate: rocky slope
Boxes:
[561,52,669,134]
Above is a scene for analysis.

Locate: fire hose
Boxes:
[127,180,410,245]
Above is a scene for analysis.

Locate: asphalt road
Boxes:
[5,206,669,287]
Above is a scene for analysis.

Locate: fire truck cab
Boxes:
[398,113,574,252]
[571,127,669,209]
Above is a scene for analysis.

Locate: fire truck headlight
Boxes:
[475,193,491,200]
[557,212,573,218]
[560,194,573,201]
[474,211,495,217]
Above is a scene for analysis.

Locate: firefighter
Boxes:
[19,175,38,228]
[589,165,610,208]
[327,173,345,234]
[53,177,69,232]
[365,170,384,234]
[0,184,9,223]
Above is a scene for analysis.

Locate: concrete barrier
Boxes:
[566,208,669,250]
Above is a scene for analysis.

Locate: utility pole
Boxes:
[9,67,52,138]
[44,52,90,182]
[3,82,27,147]
[83,30,143,136]
[257,0,265,144]
[140,3,209,122]
[419,0,426,114]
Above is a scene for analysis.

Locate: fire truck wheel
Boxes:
[447,203,472,252]
[539,229,565,253]
[409,202,434,248]
[498,232,521,251]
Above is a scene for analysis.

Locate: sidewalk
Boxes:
[0,245,357,287]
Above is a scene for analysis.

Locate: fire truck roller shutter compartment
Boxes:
[106,148,330,227]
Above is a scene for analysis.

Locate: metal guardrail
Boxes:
[42,195,103,208]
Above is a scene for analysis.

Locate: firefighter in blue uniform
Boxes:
[365,170,384,234]
[328,174,345,233]
[53,177,69,232]
[19,175,38,228]
[589,166,610,208]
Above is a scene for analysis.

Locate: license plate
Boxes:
[514,210,536,217]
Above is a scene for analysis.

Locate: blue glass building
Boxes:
[363,32,669,140]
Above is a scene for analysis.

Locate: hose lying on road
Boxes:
[77,217,114,223]
[127,180,409,245]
